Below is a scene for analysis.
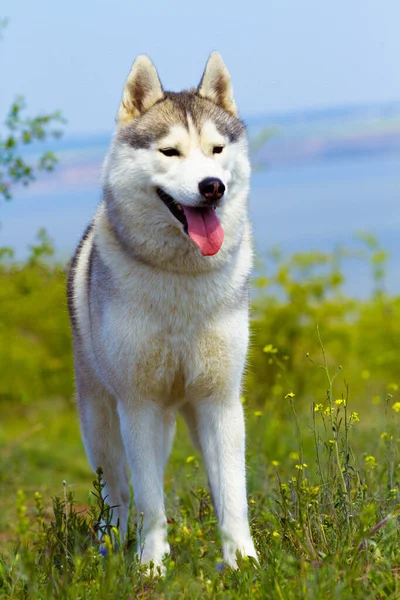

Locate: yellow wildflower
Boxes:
[289,451,299,460]
[186,456,195,464]
[324,407,332,417]
[272,531,280,538]
[364,455,378,470]
[334,398,346,406]
[295,463,308,470]
[388,383,399,392]
[263,344,278,354]
[271,460,280,467]
[314,403,323,412]
[254,411,262,417]
[240,396,246,404]
[392,402,400,413]
[380,432,393,440]
[350,411,360,423]
[285,392,295,399]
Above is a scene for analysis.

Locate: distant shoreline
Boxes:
[13,100,400,174]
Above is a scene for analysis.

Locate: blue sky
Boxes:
[1,0,400,134]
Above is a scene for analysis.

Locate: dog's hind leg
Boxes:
[76,363,130,537]
[118,399,171,569]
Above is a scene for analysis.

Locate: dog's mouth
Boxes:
[156,188,188,231]
[156,188,224,256]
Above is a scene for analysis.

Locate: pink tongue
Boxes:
[181,206,224,256]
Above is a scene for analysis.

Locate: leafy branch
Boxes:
[0,96,66,200]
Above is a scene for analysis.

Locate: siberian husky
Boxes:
[67,52,257,569]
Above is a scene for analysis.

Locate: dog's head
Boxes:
[105,53,250,262]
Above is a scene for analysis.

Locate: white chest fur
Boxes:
[87,217,252,406]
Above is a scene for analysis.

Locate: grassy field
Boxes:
[1,234,400,598]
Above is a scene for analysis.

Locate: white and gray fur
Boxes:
[67,51,257,569]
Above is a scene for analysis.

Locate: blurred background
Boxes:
[2,0,400,294]
[1,0,400,546]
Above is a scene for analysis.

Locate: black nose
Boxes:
[198,177,225,203]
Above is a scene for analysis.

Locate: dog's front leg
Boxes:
[195,397,257,567]
[118,400,170,570]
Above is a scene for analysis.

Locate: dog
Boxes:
[67,51,257,569]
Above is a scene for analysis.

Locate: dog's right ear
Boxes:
[117,55,164,124]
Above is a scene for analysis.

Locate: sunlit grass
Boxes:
[1,341,400,598]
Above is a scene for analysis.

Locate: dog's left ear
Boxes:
[197,52,237,116]
[117,55,164,124]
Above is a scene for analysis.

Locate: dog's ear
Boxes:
[197,52,237,116]
[117,55,164,124]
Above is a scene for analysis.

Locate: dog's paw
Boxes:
[223,539,258,569]
[138,560,167,578]
[138,536,170,577]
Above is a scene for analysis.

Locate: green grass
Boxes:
[1,357,400,599]
[1,234,400,598]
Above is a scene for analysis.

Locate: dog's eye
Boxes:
[213,145,224,154]
[159,148,180,157]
